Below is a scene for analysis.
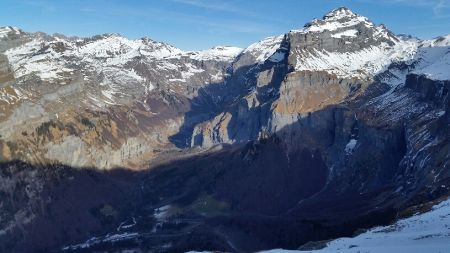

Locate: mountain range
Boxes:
[0,7,449,253]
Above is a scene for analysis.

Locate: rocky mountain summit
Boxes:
[189,7,447,149]
[0,7,450,253]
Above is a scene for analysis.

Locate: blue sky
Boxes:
[1,0,450,50]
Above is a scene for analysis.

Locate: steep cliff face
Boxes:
[188,8,446,152]
[44,55,448,253]
[114,74,447,253]
[128,7,450,251]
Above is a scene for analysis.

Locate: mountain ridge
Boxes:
[1,7,450,168]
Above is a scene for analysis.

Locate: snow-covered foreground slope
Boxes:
[262,199,450,253]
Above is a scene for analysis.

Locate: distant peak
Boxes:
[323,7,358,20]
[1,26,21,31]
[0,26,24,38]
[103,32,122,38]
[292,7,374,34]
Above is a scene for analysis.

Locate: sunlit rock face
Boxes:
[188,7,448,150]
[0,26,242,168]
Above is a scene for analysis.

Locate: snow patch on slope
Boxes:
[269,51,285,62]
[331,29,358,38]
[345,139,357,154]
[243,35,284,63]
[5,40,74,80]
[62,232,140,251]
[181,63,205,79]
[421,35,450,47]
[293,40,418,79]
[187,46,242,61]
[410,36,450,80]
[379,34,450,83]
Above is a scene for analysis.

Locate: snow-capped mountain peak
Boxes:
[75,33,184,60]
[323,6,358,21]
[283,7,419,80]
[0,26,24,38]
[1,27,245,112]
[231,7,414,80]
[296,7,374,34]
